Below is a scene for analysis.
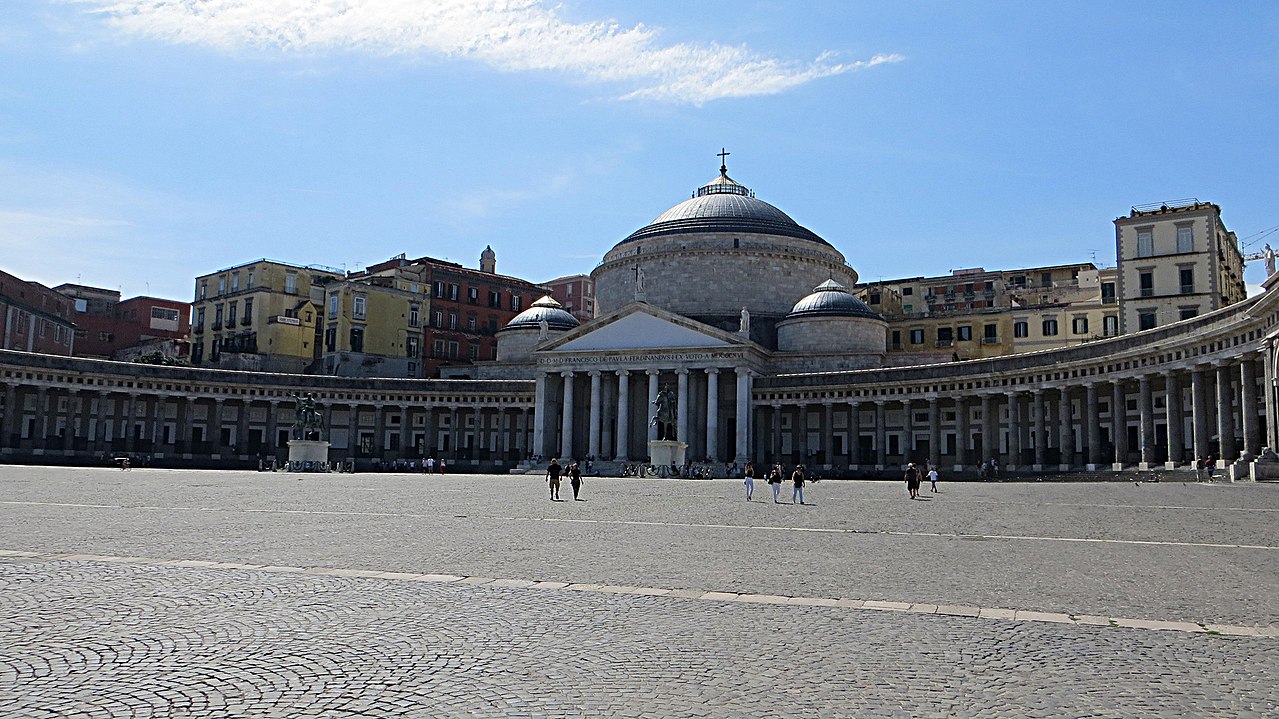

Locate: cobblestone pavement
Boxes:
[1,466,1278,717]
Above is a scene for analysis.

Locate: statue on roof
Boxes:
[739,306,750,335]
[1265,243,1275,276]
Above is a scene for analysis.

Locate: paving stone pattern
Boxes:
[2,466,1278,717]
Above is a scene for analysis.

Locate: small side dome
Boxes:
[504,295,580,331]
[788,280,881,320]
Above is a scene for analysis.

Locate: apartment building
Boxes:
[54,284,190,361]
[0,269,75,355]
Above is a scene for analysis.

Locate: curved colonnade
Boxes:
[2,281,1277,474]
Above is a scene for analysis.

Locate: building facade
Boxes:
[55,284,190,360]
[0,269,75,356]
[1115,200,1246,334]
[1,164,1275,476]
[540,274,596,322]
[191,260,342,373]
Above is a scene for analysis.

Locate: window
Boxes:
[433,339,445,357]
[890,330,901,350]
[325,327,336,352]
[285,271,298,294]
[213,304,224,329]
[406,336,420,358]
[488,316,498,332]
[195,307,205,331]
[1103,315,1119,336]
[936,327,953,346]
[328,294,338,319]
[1179,267,1194,294]
[1138,311,1157,331]
[353,294,366,320]
[1042,318,1058,336]
[350,327,365,353]
[957,325,972,341]
[467,315,477,332]
[433,310,443,328]
[151,307,180,322]
[407,362,417,376]
[869,293,881,305]
[246,269,255,288]
[909,329,924,345]
[468,344,479,360]
[449,284,459,301]
[434,281,446,298]
[964,283,974,294]
[511,295,522,312]
[488,290,500,308]
[902,287,913,296]
[1040,272,1052,288]
[199,281,207,300]
[72,298,87,313]
[1139,271,1154,297]
[448,341,459,358]
[1176,225,1193,253]
[1013,321,1028,338]
[1101,281,1116,302]
[1179,307,1199,321]
[449,313,457,330]
[468,287,479,304]
[983,323,998,343]
[1009,275,1025,288]
[218,277,226,295]
[230,272,239,292]
[409,304,420,327]
[1072,317,1089,334]
[1136,229,1153,258]
[242,298,252,324]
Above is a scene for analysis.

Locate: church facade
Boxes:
[2,162,1278,476]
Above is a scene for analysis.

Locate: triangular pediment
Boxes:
[544,305,744,352]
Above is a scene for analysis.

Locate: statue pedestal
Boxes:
[648,440,687,468]
[287,439,330,471]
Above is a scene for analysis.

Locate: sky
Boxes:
[1,0,1277,302]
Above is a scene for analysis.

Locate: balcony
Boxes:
[1101,296,1117,304]
[1180,285,1195,295]
[981,337,1000,344]
[226,318,237,329]
[1140,289,1154,298]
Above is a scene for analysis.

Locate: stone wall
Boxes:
[776,316,887,355]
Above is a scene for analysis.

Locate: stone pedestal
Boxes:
[1251,461,1279,482]
[287,439,330,471]
[648,439,687,468]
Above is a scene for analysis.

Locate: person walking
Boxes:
[569,461,584,501]
[927,465,939,493]
[791,464,807,505]
[743,461,756,501]
[904,462,921,499]
[768,465,784,503]
[546,458,563,500]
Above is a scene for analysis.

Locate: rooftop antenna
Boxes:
[717,147,730,176]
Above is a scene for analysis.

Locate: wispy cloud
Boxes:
[71,0,900,103]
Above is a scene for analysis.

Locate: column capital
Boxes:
[734,366,752,377]
[588,370,602,378]
[560,369,574,378]
[645,369,661,377]
[705,367,721,376]
[675,368,690,376]
[615,369,630,377]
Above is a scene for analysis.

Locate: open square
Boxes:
[2,466,1277,717]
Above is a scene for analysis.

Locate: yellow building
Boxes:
[321,271,426,378]
[191,259,342,373]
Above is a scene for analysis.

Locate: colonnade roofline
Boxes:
[759,292,1274,393]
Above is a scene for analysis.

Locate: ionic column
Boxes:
[123,393,137,453]
[375,404,388,459]
[615,370,631,461]
[1085,384,1103,467]
[266,400,280,452]
[796,404,810,463]
[1138,376,1156,468]
[558,371,575,460]
[1032,390,1047,468]
[533,372,548,459]
[237,398,251,456]
[954,397,968,470]
[770,403,783,462]
[735,367,752,465]
[848,401,862,466]
[1190,369,1210,464]
[675,369,689,445]
[1265,344,1279,451]
[705,368,720,462]
[448,407,459,460]
[399,407,412,458]
[588,371,602,459]
[1216,363,1236,463]
[927,397,941,469]
[901,398,914,464]
[823,402,835,468]
[1058,387,1074,469]
[522,407,534,456]
[1007,392,1022,468]
[646,370,660,444]
[874,401,887,467]
[1241,356,1262,456]
[1111,381,1127,467]
[1165,373,1183,467]
[979,395,993,464]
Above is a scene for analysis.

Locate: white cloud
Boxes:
[72,0,900,103]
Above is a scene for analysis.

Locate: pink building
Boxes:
[540,273,595,322]
[0,269,75,355]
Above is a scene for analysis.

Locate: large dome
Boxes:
[614,170,828,246]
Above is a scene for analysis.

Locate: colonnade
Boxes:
[533,365,753,463]
[752,354,1267,471]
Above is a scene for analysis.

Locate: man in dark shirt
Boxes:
[546,458,563,501]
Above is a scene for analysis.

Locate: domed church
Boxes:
[479,154,887,465]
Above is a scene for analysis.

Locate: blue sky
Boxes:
[2,1,1276,302]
